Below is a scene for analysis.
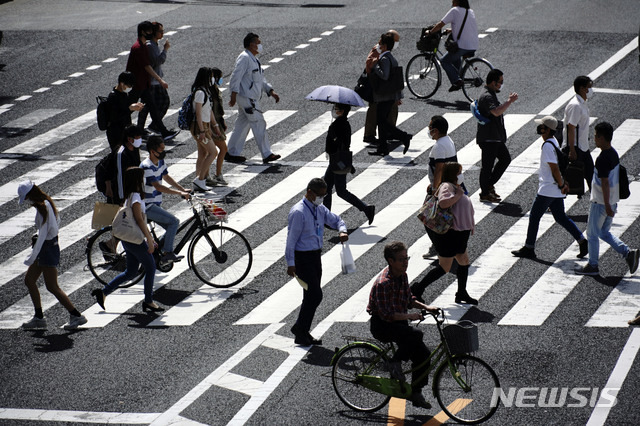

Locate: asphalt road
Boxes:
[0,1,639,425]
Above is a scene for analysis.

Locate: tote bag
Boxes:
[111,195,145,244]
[416,186,453,234]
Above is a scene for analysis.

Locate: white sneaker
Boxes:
[22,316,47,330]
[193,179,212,192]
[64,314,88,330]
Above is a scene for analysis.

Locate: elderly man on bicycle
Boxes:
[367,241,440,409]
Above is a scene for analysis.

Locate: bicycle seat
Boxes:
[462,52,476,59]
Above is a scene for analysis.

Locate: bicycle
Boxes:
[330,310,500,424]
[405,29,493,102]
[85,195,252,288]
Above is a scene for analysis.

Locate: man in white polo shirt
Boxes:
[563,75,594,192]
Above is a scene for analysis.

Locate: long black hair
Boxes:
[25,185,58,224]
[123,167,145,200]
[191,67,212,95]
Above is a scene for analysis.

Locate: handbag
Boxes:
[111,195,146,244]
[329,150,353,175]
[444,8,469,53]
[91,201,120,230]
[417,185,454,234]
[354,70,373,103]
[340,242,356,274]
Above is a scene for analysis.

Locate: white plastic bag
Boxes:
[340,242,356,274]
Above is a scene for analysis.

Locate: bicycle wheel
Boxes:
[189,225,252,288]
[86,226,144,288]
[433,354,500,424]
[405,53,441,99]
[331,343,391,412]
[461,58,493,102]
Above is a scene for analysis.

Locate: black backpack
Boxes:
[95,152,114,195]
[619,164,630,200]
[543,139,569,175]
[96,95,109,130]
[177,88,207,130]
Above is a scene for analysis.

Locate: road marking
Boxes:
[102,57,118,63]
[33,87,50,93]
[68,72,84,77]
[321,31,334,36]
[51,79,67,85]
[86,65,101,70]
[388,398,405,425]
[587,274,640,327]
[269,57,283,63]
[0,108,64,140]
[0,408,162,424]
[423,399,472,425]
[585,328,640,426]
[14,95,32,101]
[333,25,346,30]
[295,43,310,49]
[308,37,322,42]
[593,87,640,96]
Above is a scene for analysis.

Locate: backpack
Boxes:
[177,88,207,130]
[96,95,109,130]
[95,152,114,195]
[543,139,569,176]
[470,99,491,125]
[619,164,630,200]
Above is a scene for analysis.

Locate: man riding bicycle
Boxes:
[367,241,440,409]
[140,135,192,263]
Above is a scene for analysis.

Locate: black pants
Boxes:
[376,100,409,148]
[294,250,322,333]
[323,167,367,212]
[131,88,168,134]
[576,147,594,191]
[478,141,511,196]
[370,314,431,390]
[106,125,126,152]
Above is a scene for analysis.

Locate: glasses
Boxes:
[395,256,410,262]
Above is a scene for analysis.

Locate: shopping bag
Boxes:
[111,197,145,244]
[92,201,120,230]
[340,242,356,274]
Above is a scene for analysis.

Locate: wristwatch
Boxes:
[557,180,565,189]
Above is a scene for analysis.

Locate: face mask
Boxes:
[587,87,594,98]
[155,150,166,160]
[133,138,142,148]
[393,41,399,50]
[375,45,382,54]
[256,43,263,54]
[312,195,324,206]
[217,77,223,86]
[331,109,340,119]
[457,173,465,186]
[428,128,435,140]
[536,124,545,135]
[124,86,132,93]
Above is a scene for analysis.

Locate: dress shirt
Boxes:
[228,49,273,101]
[285,198,347,266]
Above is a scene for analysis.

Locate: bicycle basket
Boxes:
[443,320,478,355]
[197,199,228,223]
[416,27,441,52]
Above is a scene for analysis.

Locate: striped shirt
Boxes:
[140,157,168,206]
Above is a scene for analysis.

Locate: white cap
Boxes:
[18,180,34,204]
[534,115,558,131]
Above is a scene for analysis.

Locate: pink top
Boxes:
[437,182,475,232]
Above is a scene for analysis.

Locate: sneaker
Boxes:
[410,391,432,409]
[577,239,589,259]
[213,174,228,186]
[511,246,536,259]
[386,361,404,381]
[479,193,501,203]
[205,176,217,187]
[625,249,639,274]
[22,316,47,330]
[162,129,180,140]
[161,252,185,263]
[64,314,88,330]
[193,179,212,192]
[575,263,600,276]
[490,186,501,199]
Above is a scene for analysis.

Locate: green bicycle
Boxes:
[330,310,499,424]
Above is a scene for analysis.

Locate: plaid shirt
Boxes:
[367,266,414,322]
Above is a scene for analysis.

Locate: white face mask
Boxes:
[587,87,594,98]
[124,86,132,93]
[375,45,382,54]
[331,108,341,119]
[457,172,464,186]
[428,128,435,140]
[256,43,263,54]
[393,41,399,50]
[312,195,324,206]
[133,138,142,148]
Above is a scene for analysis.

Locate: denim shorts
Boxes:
[37,237,60,267]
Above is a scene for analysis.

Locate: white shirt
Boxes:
[442,7,479,51]
[563,94,590,152]
[25,200,60,266]
[228,49,273,101]
[428,135,457,183]
[538,137,564,198]
[125,192,146,214]
[193,89,211,123]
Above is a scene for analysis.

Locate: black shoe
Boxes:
[511,246,536,259]
[294,335,313,346]
[402,134,412,155]
[455,291,478,305]
[410,391,432,409]
[575,264,600,276]
[307,334,322,345]
[263,153,281,164]
[577,239,589,259]
[625,249,639,274]
[224,153,246,163]
[448,81,463,92]
[386,361,404,381]
[368,149,389,156]
[91,289,106,310]
[142,301,165,312]
[363,136,378,144]
[364,205,375,225]
[162,129,180,140]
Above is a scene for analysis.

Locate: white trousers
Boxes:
[227,95,272,158]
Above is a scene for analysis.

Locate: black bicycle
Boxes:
[406,29,493,102]
[85,196,252,288]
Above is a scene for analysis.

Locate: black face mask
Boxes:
[536,125,545,135]
[155,150,167,160]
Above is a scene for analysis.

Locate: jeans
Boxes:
[102,240,156,303]
[525,195,583,248]
[478,141,511,196]
[294,250,322,333]
[440,48,475,85]
[323,167,367,212]
[145,204,179,253]
[587,202,629,266]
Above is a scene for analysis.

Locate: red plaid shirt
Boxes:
[367,266,414,322]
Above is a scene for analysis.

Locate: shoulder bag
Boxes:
[111,195,146,244]
[354,69,373,103]
[417,185,454,234]
[444,8,469,53]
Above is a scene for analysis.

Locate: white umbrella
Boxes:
[305,85,366,107]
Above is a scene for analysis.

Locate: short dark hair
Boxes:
[573,75,592,93]
[380,32,395,51]
[458,0,470,8]
[335,103,351,117]
[486,68,503,85]
[307,178,327,194]
[146,135,164,152]
[118,71,135,86]
[123,167,145,199]
[594,121,614,143]
[384,241,407,263]
[441,162,461,184]
[430,115,449,135]
[137,21,152,38]
[125,124,142,139]
[243,32,259,49]
[151,21,163,36]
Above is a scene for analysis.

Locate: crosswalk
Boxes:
[0,104,639,335]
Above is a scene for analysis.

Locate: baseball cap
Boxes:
[534,115,558,130]
[18,180,34,204]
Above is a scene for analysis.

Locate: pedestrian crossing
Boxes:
[0,104,639,334]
